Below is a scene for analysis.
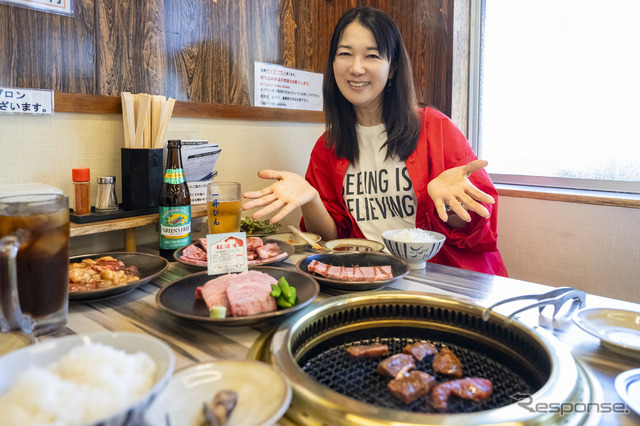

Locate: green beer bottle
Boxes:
[159,140,191,259]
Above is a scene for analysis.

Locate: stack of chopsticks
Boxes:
[121,92,176,149]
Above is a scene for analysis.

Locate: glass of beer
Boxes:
[0,194,70,337]
[207,182,242,234]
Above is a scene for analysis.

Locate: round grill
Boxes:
[261,291,590,425]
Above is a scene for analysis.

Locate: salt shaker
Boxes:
[95,176,118,213]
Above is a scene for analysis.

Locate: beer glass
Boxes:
[0,194,70,337]
[207,182,242,234]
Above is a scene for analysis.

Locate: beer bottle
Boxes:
[159,140,191,259]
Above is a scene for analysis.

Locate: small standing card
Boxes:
[206,232,248,275]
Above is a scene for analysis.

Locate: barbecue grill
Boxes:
[248,291,602,425]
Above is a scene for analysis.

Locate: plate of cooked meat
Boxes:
[156,266,320,327]
[296,252,410,291]
[175,237,295,269]
[68,252,169,301]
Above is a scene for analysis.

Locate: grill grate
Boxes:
[298,327,540,414]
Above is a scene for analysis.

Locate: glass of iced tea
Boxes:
[207,182,242,234]
[0,194,70,337]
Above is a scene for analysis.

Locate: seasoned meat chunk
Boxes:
[377,354,416,379]
[432,347,462,377]
[388,370,437,404]
[431,377,493,411]
[403,341,438,361]
[346,343,389,358]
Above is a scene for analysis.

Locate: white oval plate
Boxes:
[323,238,385,252]
[145,360,291,426]
[615,368,640,415]
[573,308,640,355]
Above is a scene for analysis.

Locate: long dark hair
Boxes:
[323,6,421,163]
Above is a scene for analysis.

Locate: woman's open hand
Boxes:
[427,160,495,222]
[242,170,319,223]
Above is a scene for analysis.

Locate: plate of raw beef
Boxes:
[174,237,295,269]
[155,266,320,327]
[296,252,410,291]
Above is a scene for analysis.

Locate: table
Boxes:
[60,251,640,425]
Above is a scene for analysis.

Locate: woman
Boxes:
[243,6,507,276]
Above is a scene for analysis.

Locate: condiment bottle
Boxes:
[72,168,91,215]
[95,176,118,213]
[159,140,191,259]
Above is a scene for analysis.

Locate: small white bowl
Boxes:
[265,232,321,252]
[323,238,385,253]
[382,229,446,269]
[0,332,175,426]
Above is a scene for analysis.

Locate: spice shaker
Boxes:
[72,168,91,215]
[96,176,118,213]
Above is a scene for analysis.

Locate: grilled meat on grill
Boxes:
[432,347,462,377]
[431,377,493,411]
[387,370,437,404]
[346,343,389,358]
[402,341,438,361]
[377,354,416,379]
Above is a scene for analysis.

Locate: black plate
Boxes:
[296,252,410,291]
[174,239,295,269]
[69,252,169,301]
[156,266,320,327]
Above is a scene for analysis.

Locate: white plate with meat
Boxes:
[145,360,291,426]
[174,237,295,269]
[155,266,320,327]
[296,252,410,291]
[69,252,169,301]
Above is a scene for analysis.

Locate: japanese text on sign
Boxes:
[0,0,74,16]
[0,88,54,116]
[254,62,323,111]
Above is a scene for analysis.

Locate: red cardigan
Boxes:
[303,107,508,277]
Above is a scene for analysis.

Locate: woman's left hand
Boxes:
[427,159,495,222]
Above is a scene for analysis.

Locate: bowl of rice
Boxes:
[381,228,446,269]
[0,331,175,426]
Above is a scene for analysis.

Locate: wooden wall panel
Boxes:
[0,0,95,94]
[0,0,454,116]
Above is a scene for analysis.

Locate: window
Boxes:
[469,0,640,194]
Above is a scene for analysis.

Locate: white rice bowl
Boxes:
[389,228,441,243]
[0,332,175,426]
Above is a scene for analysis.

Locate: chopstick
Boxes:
[288,225,323,250]
[120,92,175,149]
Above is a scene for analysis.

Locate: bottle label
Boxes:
[159,206,191,249]
[163,168,186,184]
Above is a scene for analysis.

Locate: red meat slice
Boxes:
[432,347,462,378]
[388,370,437,404]
[194,274,237,312]
[307,260,393,281]
[346,343,389,358]
[403,341,438,361]
[256,242,282,260]
[377,354,416,379]
[181,244,207,261]
[247,237,264,252]
[431,377,493,411]
[226,271,277,316]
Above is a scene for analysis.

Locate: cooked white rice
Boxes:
[392,228,440,243]
[0,342,157,426]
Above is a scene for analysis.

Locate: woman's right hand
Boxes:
[242,170,319,223]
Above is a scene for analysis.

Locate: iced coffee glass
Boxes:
[0,194,70,337]
[207,182,242,234]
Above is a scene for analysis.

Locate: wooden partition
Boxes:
[0,0,454,116]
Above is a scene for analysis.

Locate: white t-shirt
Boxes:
[343,123,416,242]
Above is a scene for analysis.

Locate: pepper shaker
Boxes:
[95,176,118,213]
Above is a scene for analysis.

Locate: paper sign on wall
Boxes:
[254,62,323,111]
[0,0,74,16]
[0,88,54,116]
